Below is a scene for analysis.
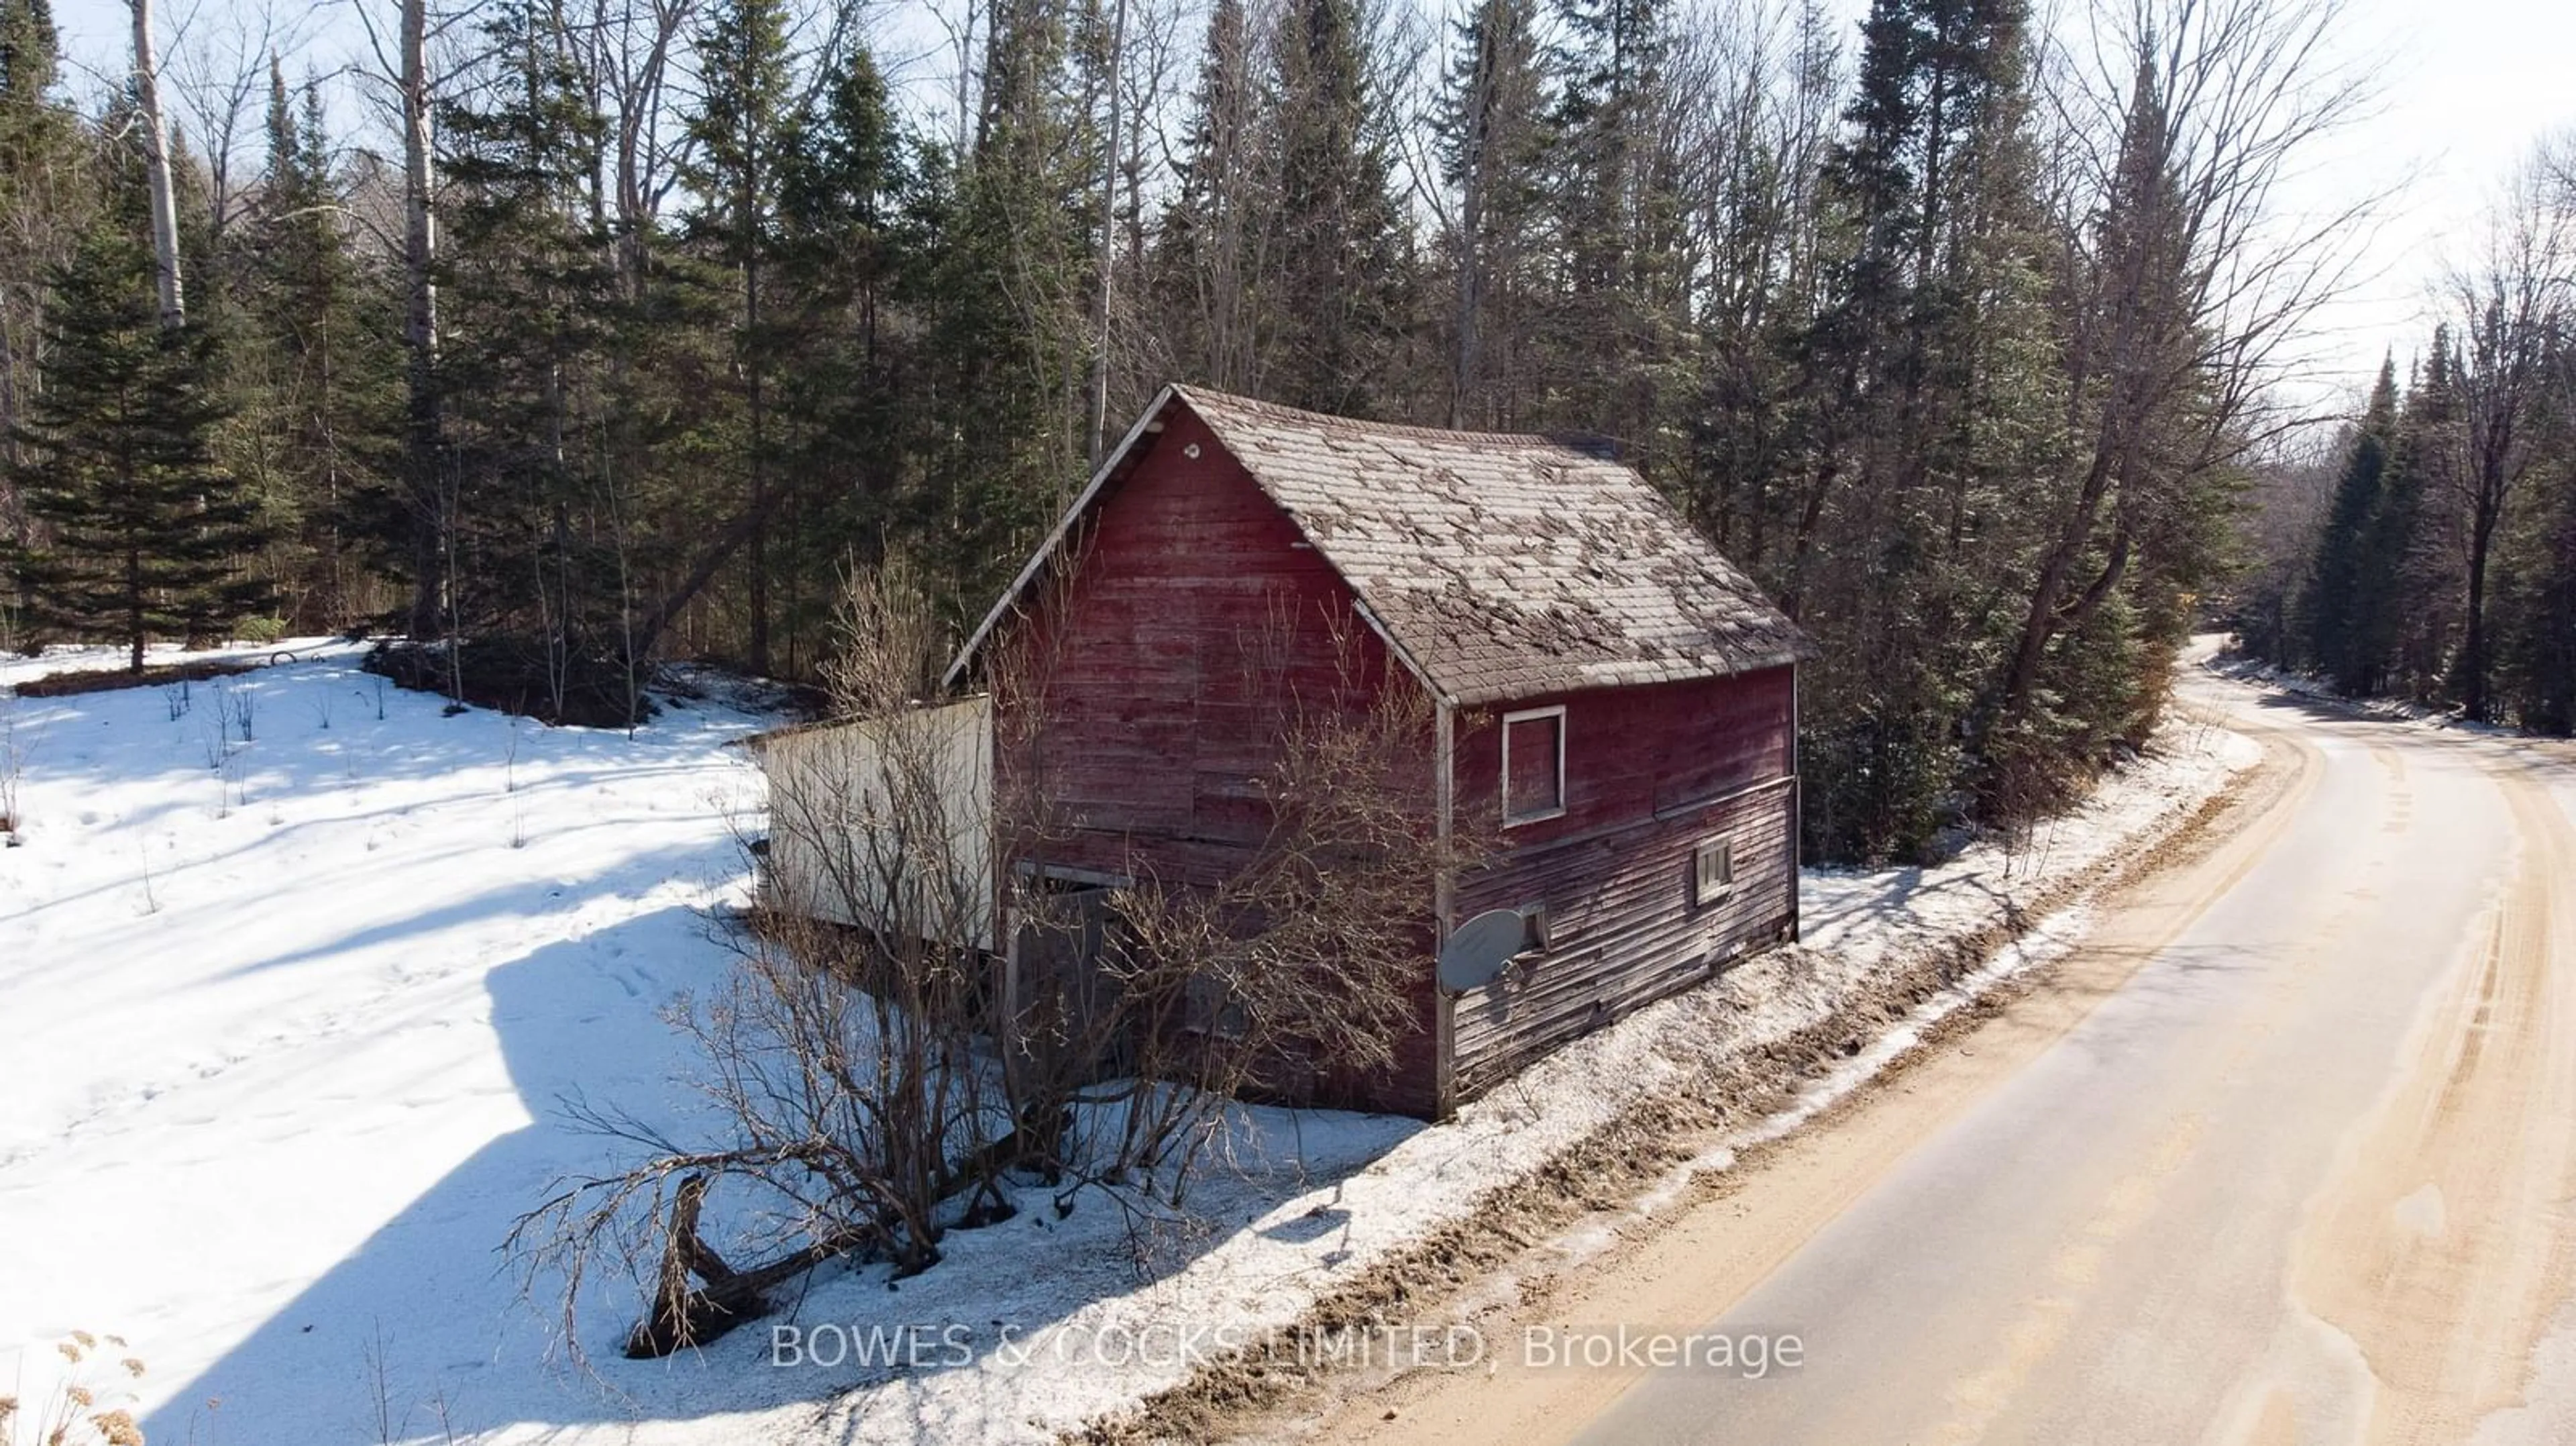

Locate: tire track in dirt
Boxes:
[2286,757,2576,1444]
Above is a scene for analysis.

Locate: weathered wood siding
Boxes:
[989,401,1801,1118]
[754,696,996,950]
[1447,666,1798,1102]
[1002,407,1446,1115]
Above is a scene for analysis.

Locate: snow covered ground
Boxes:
[0,643,2257,1445]
[0,641,780,1443]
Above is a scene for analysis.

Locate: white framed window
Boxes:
[1501,705,1567,826]
[1694,837,1735,905]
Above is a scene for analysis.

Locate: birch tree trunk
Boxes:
[400,0,445,639]
[127,0,184,329]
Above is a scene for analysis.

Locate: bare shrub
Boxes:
[1064,614,1475,1201]
[513,562,1478,1363]
[513,561,1021,1363]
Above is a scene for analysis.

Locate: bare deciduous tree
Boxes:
[2438,157,2574,719]
[161,0,315,242]
[2000,0,2385,725]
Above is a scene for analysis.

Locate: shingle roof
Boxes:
[946,384,1812,708]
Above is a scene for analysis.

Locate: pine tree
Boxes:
[0,0,52,102]
[682,0,796,674]
[1157,0,1271,393]
[769,42,915,667]
[13,211,267,667]
[0,0,85,573]
[910,0,1098,614]
[1437,0,1554,429]
[2352,340,2454,698]
[2297,358,2400,689]
[2494,446,2576,735]
[1270,0,1411,417]
[435,0,628,713]
[238,67,399,628]
[1994,46,2214,753]
[776,42,908,437]
[0,0,74,297]
[1790,0,2057,860]
[1547,0,1688,449]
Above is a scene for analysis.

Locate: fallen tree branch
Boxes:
[626,1174,871,1357]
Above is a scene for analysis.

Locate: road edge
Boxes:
[1071,685,2287,1445]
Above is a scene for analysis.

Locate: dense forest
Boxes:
[2234,140,2576,736]
[0,0,2416,860]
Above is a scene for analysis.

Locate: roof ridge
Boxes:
[1169,382,1608,455]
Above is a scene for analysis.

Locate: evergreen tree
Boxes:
[0,0,84,572]
[910,0,1098,614]
[433,0,629,714]
[1991,44,2232,794]
[0,0,72,284]
[12,209,267,667]
[2494,448,2576,735]
[1437,0,1554,429]
[2297,358,2399,690]
[0,0,52,102]
[2353,340,2454,698]
[0,0,2379,864]
[682,0,797,673]
[1270,0,1411,417]
[769,42,915,668]
[1546,0,1689,450]
[1157,0,1273,394]
[237,66,399,629]
[1790,0,2057,861]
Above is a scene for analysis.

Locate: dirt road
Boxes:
[1278,665,2576,1445]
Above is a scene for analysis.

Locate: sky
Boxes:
[2266,0,2576,405]
[40,0,2576,417]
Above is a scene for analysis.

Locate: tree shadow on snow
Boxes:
[142,905,1421,1445]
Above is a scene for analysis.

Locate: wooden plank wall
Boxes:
[992,404,1801,1117]
[1010,407,1405,878]
[1448,666,1798,1101]
[999,405,1447,1115]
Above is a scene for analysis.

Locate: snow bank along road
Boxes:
[1300,662,2576,1446]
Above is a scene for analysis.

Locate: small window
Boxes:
[1694,838,1735,905]
[1501,707,1566,825]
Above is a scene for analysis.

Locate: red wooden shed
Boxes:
[947,385,1812,1117]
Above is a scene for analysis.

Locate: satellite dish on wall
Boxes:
[1438,908,1529,993]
